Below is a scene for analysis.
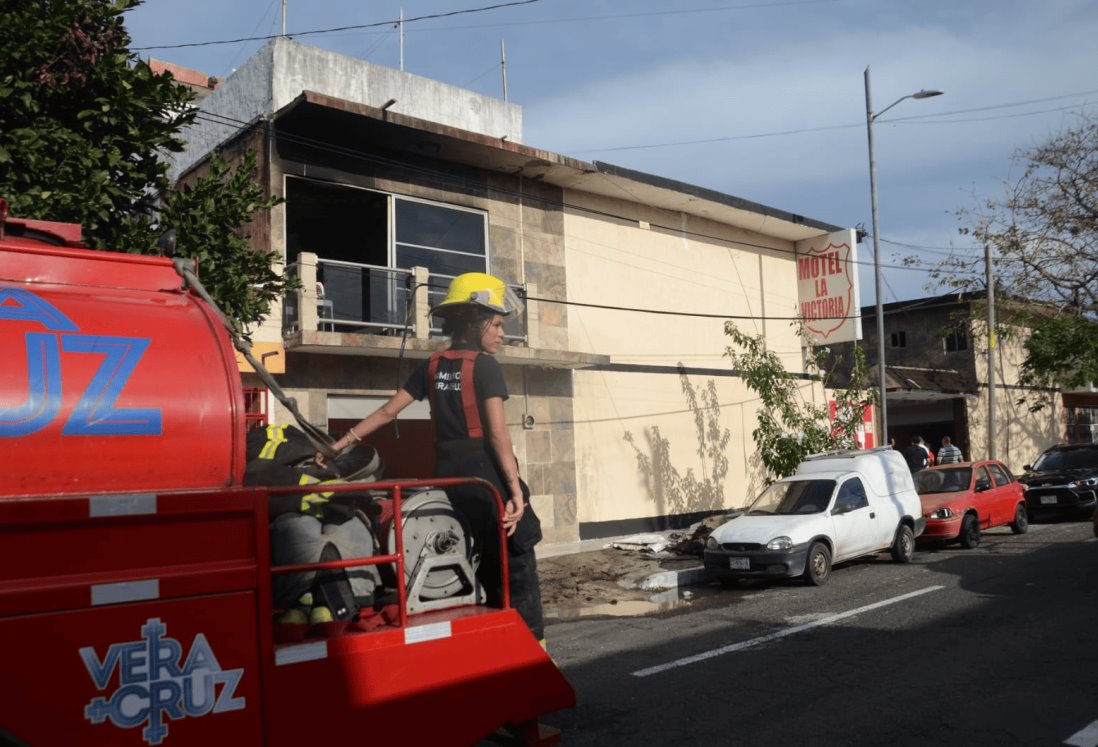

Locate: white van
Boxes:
[703,448,926,585]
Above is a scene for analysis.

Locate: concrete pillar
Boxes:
[413,266,431,339]
[298,252,319,332]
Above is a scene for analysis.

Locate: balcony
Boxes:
[282,252,607,370]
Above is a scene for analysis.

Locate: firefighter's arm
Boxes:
[317,389,415,465]
[484,396,524,535]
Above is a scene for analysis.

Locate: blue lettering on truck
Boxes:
[80,618,246,745]
[0,285,161,436]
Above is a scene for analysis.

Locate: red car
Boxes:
[913,460,1028,548]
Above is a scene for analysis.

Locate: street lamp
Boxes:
[864,65,942,446]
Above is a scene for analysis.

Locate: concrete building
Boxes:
[172,38,858,544]
[835,293,1098,473]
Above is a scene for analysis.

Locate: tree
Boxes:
[945,113,1098,400]
[161,150,285,331]
[0,0,293,329]
[724,323,876,479]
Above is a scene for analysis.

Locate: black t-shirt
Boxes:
[403,342,508,442]
[902,444,927,472]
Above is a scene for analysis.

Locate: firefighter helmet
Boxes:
[432,272,523,317]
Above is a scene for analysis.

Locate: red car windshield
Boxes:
[914,467,972,495]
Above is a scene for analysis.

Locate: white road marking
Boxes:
[631,585,945,678]
[1065,718,1098,747]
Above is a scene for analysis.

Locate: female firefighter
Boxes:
[319,272,544,641]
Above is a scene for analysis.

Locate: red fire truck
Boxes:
[0,200,574,746]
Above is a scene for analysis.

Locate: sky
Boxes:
[124,0,1098,307]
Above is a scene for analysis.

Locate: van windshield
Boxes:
[747,480,835,516]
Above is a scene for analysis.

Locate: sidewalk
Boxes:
[535,530,709,592]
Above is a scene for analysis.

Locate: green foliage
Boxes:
[725,323,876,479]
[0,0,293,328]
[1017,316,1098,411]
[942,113,1098,401]
[0,0,192,251]
[161,151,293,331]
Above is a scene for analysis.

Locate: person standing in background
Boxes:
[902,436,929,473]
[937,435,963,464]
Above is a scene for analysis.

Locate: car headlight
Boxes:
[930,507,955,519]
[766,536,793,550]
[1068,477,1098,488]
[706,536,719,550]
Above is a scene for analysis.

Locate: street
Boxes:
[544,520,1098,746]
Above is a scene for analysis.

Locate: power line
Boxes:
[570,90,1098,155]
[180,112,1014,321]
[398,0,841,33]
[189,108,999,284]
[132,0,545,51]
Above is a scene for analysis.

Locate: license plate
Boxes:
[1040,494,1058,505]
[729,557,750,570]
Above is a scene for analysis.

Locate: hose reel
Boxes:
[383,489,483,614]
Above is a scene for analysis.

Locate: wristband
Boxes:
[346,429,361,444]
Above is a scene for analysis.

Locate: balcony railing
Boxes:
[283,253,530,344]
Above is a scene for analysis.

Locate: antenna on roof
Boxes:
[500,39,508,101]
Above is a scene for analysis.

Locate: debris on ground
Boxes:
[539,512,739,612]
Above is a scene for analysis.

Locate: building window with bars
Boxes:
[889,330,907,348]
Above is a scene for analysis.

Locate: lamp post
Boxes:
[864,66,942,446]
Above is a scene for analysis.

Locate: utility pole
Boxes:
[399,9,404,71]
[986,243,997,460]
[282,0,286,36]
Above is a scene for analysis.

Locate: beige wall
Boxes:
[254,153,842,543]
[563,193,818,527]
[968,320,1062,473]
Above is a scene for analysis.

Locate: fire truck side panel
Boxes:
[0,592,265,745]
[0,487,269,745]
[0,211,574,746]
[0,243,245,495]
[267,607,575,745]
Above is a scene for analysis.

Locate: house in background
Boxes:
[832,293,1098,473]
[170,37,859,544]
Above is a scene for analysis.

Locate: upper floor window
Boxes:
[889,330,907,348]
[394,197,488,310]
[285,177,491,334]
[943,326,968,352]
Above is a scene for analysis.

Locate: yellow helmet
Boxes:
[432,272,523,317]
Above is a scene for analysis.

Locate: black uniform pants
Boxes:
[435,439,544,639]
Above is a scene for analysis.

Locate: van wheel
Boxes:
[803,542,831,586]
[890,525,914,563]
[1009,503,1029,534]
[959,513,981,549]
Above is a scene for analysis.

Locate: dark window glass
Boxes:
[395,246,485,279]
[987,463,1010,487]
[945,327,969,352]
[395,199,487,256]
[890,330,907,348]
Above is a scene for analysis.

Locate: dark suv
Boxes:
[1018,444,1098,520]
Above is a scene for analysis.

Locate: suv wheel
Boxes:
[890,524,914,563]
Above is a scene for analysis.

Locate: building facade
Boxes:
[174,38,856,544]
[836,294,1098,474]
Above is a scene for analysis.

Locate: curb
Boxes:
[625,565,708,592]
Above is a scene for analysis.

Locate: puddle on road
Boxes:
[545,587,710,620]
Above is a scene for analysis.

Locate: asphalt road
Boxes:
[543,519,1098,746]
